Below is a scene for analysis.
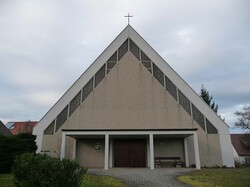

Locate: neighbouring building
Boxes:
[6,121,37,135]
[33,25,235,169]
[231,134,250,165]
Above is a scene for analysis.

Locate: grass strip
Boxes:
[0,173,127,187]
[0,174,15,187]
[81,174,127,187]
[178,168,250,187]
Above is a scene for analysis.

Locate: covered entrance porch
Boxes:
[60,129,200,169]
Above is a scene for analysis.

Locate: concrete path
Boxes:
[88,168,194,187]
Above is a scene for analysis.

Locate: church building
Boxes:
[33,25,235,169]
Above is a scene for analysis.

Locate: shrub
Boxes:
[234,161,240,168]
[12,153,87,187]
[0,133,37,173]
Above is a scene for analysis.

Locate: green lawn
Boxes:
[0,174,15,187]
[81,174,127,187]
[0,173,127,187]
[178,168,250,187]
[3,168,249,187]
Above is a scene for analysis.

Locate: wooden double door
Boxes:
[113,139,146,167]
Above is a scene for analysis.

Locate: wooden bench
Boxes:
[154,157,182,167]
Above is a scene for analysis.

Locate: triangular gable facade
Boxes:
[33,25,234,169]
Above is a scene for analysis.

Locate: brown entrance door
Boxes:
[114,139,146,167]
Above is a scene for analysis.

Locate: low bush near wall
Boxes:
[12,153,87,187]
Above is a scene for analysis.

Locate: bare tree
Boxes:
[234,106,250,129]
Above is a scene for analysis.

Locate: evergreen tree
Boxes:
[199,85,218,113]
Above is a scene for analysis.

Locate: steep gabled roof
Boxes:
[33,25,229,136]
[0,120,12,136]
[231,134,250,156]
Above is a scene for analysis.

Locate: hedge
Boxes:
[12,153,86,187]
[0,133,37,173]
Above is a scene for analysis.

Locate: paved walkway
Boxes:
[88,168,194,187]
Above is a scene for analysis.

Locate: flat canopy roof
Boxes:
[61,128,198,132]
[61,128,199,139]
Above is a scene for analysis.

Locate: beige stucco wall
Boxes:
[64,52,193,130]
[186,136,195,166]
[41,52,223,167]
[154,138,185,161]
[41,135,75,159]
[186,122,223,167]
[206,134,223,166]
[41,135,59,157]
[76,139,105,168]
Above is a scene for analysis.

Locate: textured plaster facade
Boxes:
[63,52,193,130]
[41,52,223,167]
[76,139,105,168]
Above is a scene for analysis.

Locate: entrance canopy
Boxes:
[60,128,200,169]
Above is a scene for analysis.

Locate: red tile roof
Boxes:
[9,121,37,135]
[231,134,250,156]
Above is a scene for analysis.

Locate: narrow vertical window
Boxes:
[153,63,164,86]
[69,91,81,116]
[129,39,140,60]
[165,76,177,100]
[95,64,106,87]
[141,51,152,73]
[178,90,191,115]
[56,105,68,132]
[118,39,128,61]
[44,120,55,135]
[82,78,93,102]
[192,104,205,131]
[107,51,117,74]
[206,119,218,134]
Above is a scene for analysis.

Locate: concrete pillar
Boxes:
[147,138,150,167]
[184,137,189,167]
[109,138,113,168]
[104,134,109,170]
[60,132,66,160]
[72,138,76,160]
[193,132,201,169]
[149,133,154,170]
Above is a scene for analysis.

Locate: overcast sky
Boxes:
[0,0,249,128]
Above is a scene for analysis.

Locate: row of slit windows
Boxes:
[130,39,218,134]
[44,38,218,135]
[152,65,217,134]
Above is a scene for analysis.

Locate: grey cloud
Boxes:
[0,0,249,126]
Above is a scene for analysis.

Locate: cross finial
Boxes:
[125,13,133,25]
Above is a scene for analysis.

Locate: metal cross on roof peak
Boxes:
[125,13,133,25]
